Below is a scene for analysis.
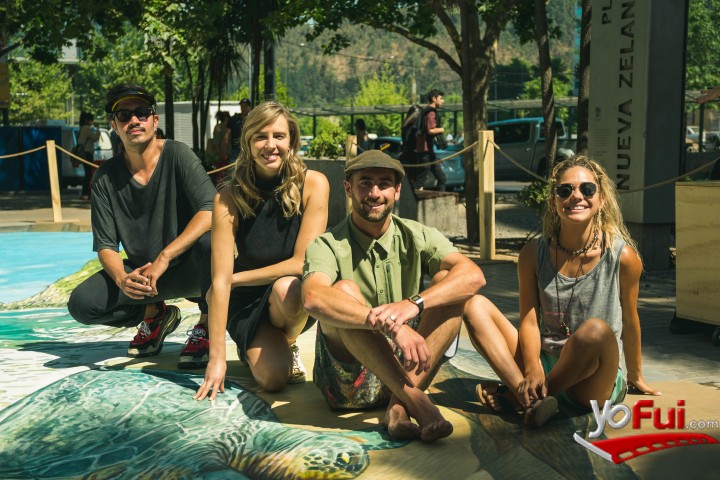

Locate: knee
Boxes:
[570,318,614,349]
[67,286,95,325]
[462,295,494,329]
[272,277,303,316]
[253,367,290,392]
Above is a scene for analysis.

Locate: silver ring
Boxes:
[389,315,397,321]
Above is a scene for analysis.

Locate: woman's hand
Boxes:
[517,368,547,409]
[193,357,227,401]
[628,374,662,396]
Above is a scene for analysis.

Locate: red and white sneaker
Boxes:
[127,303,181,358]
[177,324,210,369]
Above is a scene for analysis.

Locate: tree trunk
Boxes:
[263,36,276,101]
[250,19,262,106]
[576,0,591,154]
[163,39,174,140]
[535,0,557,175]
[460,1,501,245]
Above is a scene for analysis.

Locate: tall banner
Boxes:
[588,0,687,268]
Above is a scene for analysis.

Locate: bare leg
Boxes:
[267,276,308,343]
[245,323,292,392]
[245,277,308,392]
[322,280,455,442]
[462,295,526,406]
[545,318,619,407]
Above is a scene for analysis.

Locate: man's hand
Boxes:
[194,358,226,401]
[393,325,430,375]
[140,253,171,295]
[368,300,419,337]
[118,263,154,299]
[517,368,547,409]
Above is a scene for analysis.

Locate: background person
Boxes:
[413,89,447,191]
[194,101,329,397]
[228,98,253,161]
[76,112,100,200]
[464,155,660,428]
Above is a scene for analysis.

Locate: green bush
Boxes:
[309,124,346,159]
[518,178,550,219]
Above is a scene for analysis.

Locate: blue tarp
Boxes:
[0,126,63,191]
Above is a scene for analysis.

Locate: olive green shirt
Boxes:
[303,214,457,307]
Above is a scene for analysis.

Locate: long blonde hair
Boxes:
[543,155,638,254]
[225,101,305,219]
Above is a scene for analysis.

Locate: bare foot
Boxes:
[382,403,420,440]
[420,420,453,443]
[404,389,453,443]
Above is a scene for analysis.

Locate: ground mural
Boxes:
[0,232,638,479]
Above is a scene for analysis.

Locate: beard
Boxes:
[354,200,393,223]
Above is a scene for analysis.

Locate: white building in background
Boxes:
[156,101,242,150]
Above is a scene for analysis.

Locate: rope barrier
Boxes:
[399,141,479,168]
[0,145,47,159]
[487,139,720,194]
[3,138,715,195]
[55,145,99,169]
[207,162,234,175]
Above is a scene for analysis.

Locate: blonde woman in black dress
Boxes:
[195,102,329,398]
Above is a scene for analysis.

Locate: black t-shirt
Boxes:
[90,140,216,266]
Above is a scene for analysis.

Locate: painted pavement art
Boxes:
[0,232,637,479]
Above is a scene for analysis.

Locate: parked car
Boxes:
[61,127,114,188]
[686,125,719,151]
[434,117,576,185]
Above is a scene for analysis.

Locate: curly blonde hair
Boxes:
[543,155,638,254]
[224,101,306,219]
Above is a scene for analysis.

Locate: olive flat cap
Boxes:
[344,150,405,181]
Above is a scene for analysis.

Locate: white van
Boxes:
[60,127,114,188]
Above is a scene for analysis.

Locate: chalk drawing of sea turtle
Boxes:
[0,369,406,479]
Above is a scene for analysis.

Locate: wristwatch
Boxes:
[408,294,424,315]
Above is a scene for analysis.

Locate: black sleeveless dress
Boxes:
[227,176,309,361]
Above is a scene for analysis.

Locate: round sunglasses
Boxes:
[113,106,155,123]
[555,182,597,199]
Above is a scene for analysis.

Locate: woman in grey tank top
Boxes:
[463,156,660,427]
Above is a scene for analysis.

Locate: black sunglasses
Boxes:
[555,182,597,199]
[113,106,155,123]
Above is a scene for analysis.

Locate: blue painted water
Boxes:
[0,232,95,303]
[0,309,80,346]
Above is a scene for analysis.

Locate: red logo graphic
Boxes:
[574,399,719,463]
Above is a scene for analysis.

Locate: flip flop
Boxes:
[524,396,559,428]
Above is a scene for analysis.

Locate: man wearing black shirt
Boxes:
[67,83,216,368]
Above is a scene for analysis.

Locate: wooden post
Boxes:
[476,130,495,259]
[46,140,63,222]
[344,135,357,215]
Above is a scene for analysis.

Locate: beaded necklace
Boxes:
[556,230,598,256]
[553,229,597,337]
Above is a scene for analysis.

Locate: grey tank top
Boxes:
[537,236,626,374]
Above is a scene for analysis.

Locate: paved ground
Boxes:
[1,187,719,479]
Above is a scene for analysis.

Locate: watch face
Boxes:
[411,295,423,304]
